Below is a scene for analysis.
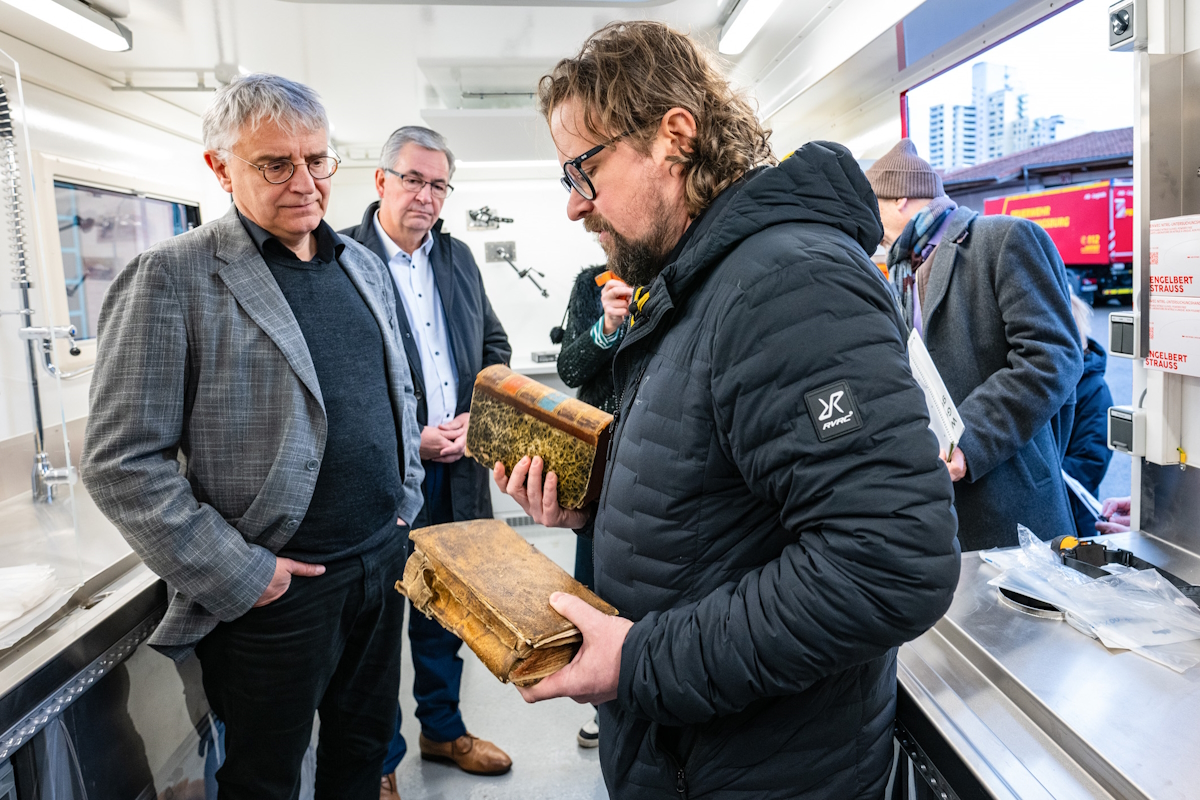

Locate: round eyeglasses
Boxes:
[383,168,454,199]
[228,151,340,184]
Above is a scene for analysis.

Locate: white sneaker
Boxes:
[577,711,599,748]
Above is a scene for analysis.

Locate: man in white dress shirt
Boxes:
[341,126,513,799]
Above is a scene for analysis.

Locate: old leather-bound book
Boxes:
[396,519,619,686]
[465,364,613,509]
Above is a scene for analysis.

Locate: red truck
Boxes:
[983,179,1133,306]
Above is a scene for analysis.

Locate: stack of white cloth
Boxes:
[0,564,58,625]
[0,564,71,648]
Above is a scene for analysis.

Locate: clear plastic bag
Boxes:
[983,526,1200,672]
[0,564,58,625]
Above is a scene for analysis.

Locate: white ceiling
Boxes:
[0,0,724,161]
[0,0,1065,163]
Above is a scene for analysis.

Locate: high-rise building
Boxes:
[929,62,1064,170]
[929,103,976,171]
[949,105,977,169]
[929,104,946,169]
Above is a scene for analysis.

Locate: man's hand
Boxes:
[940,447,967,482]
[516,592,633,705]
[431,412,469,463]
[493,456,589,529]
[601,280,634,336]
[420,414,468,463]
[1096,496,1132,534]
[254,556,325,607]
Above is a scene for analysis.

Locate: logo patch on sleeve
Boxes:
[804,381,863,442]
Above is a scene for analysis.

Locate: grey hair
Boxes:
[379,126,456,178]
[202,73,329,153]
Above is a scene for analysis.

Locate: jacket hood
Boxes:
[1084,336,1107,377]
[660,140,884,297]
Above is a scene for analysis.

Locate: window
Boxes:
[54,181,200,340]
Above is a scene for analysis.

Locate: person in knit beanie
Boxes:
[864,138,950,248]
[864,137,1085,553]
[864,139,960,333]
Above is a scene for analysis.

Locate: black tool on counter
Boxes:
[1050,536,1200,602]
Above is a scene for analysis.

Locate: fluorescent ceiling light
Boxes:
[719,0,785,56]
[0,0,132,52]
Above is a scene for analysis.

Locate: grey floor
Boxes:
[390,524,606,800]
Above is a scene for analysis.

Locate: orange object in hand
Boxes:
[594,270,626,287]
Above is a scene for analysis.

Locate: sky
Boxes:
[906,0,1133,170]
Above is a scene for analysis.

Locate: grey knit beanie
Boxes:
[864,139,944,200]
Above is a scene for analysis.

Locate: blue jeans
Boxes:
[381,462,469,775]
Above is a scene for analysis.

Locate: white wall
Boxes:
[328,166,606,371]
[0,71,228,444]
[0,36,600,448]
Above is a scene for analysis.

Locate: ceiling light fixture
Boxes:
[0,0,132,52]
[718,0,784,56]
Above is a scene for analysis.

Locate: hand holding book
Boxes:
[494,455,590,530]
[516,591,632,706]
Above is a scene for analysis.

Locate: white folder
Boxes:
[907,328,966,455]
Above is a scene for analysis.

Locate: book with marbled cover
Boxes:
[465,365,613,509]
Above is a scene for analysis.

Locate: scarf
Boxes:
[887,195,957,333]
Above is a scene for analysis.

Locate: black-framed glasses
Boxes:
[383,168,454,199]
[560,130,633,201]
[228,151,339,184]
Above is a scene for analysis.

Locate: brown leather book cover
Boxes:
[396,519,619,686]
[465,364,613,509]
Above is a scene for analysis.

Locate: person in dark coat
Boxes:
[555,263,631,748]
[339,126,513,795]
[1064,294,1115,537]
[868,139,1084,550]
[495,22,960,799]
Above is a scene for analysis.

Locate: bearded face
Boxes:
[583,188,680,288]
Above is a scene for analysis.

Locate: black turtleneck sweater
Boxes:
[239,211,403,561]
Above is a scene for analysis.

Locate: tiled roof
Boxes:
[942,128,1132,186]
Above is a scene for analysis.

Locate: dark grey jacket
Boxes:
[341,202,511,525]
[83,207,425,656]
[596,143,960,799]
[920,208,1083,550]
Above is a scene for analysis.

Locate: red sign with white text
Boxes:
[984,180,1131,266]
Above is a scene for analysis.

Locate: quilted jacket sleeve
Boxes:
[617,236,960,726]
[81,253,277,621]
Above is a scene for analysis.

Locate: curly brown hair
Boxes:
[539,21,775,219]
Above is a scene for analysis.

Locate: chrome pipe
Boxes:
[0,75,77,501]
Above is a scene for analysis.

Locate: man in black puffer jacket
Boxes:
[496,22,960,799]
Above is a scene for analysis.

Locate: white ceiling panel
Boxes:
[420,107,558,162]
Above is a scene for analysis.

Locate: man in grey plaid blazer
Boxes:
[82,74,424,799]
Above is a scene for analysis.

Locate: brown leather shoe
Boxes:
[380,773,400,800]
[418,732,512,776]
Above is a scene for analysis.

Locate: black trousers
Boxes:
[196,532,407,800]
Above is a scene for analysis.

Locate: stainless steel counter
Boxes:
[897,532,1200,800]
[0,488,162,760]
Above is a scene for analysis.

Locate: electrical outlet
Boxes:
[485,241,516,262]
